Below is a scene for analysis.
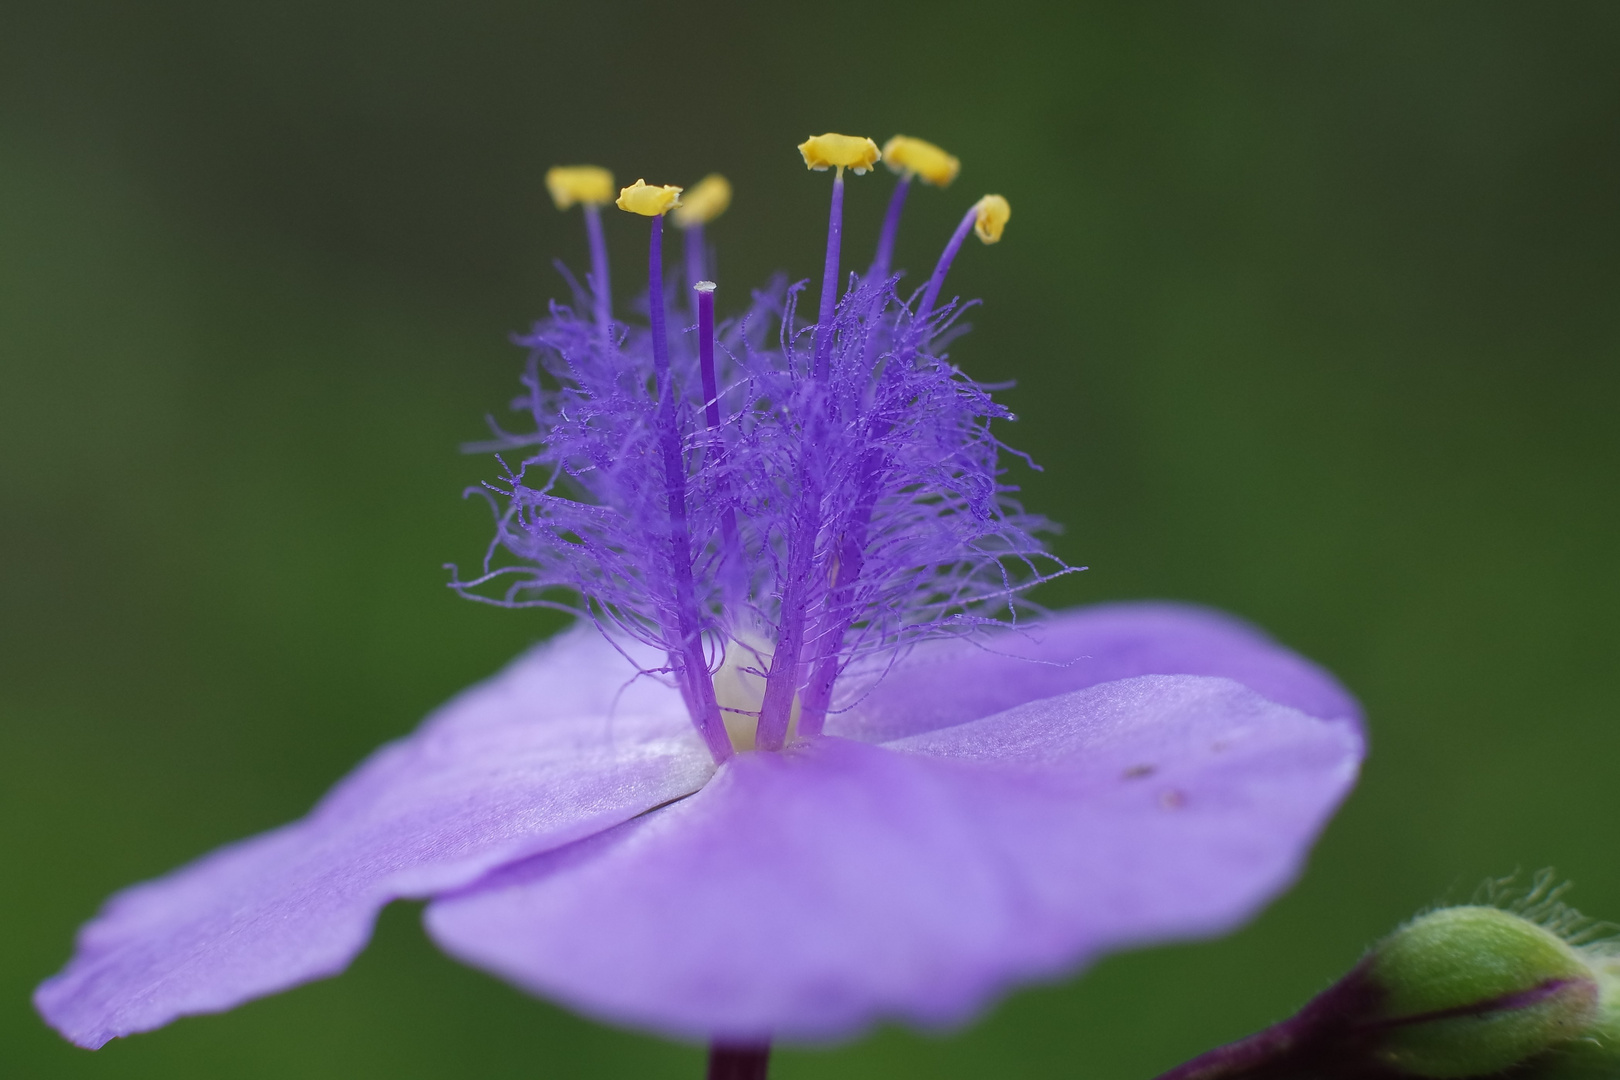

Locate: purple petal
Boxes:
[35,624,710,1049]
[425,674,1362,1042]
[829,601,1361,743]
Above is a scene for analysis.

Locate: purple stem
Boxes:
[685,222,706,326]
[707,1043,770,1080]
[868,172,911,281]
[649,215,731,763]
[583,203,612,340]
[812,170,845,381]
[916,203,979,323]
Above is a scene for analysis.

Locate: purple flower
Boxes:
[35,136,1364,1055]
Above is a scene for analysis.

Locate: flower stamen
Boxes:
[882,135,961,188]
[622,184,731,763]
[796,133,881,175]
[616,179,684,217]
[675,174,731,321]
[546,164,616,338]
[469,153,1049,762]
[917,194,1011,322]
[798,134,879,380]
[973,193,1011,244]
[871,136,960,281]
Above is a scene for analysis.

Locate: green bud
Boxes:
[1154,887,1620,1080]
[1369,906,1601,1077]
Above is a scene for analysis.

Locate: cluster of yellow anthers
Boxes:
[543,132,1007,239]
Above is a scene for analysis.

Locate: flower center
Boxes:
[454,135,1072,768]
[712,635,800,752]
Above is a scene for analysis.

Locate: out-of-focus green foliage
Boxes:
[2,3,1617,1077]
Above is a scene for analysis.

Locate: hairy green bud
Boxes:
[1154,885,1620,1080]
[1369,906,1600,1076]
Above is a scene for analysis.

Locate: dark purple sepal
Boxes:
[1155,962,1400,1080]
[1157,963,1605,1080]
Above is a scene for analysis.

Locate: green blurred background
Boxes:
[3,2,1617,1076]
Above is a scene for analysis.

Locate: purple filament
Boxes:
[916,203,979,322]
[685,222,706,326]
[648,214,731,762]
[868,172,911,282]
[695,280,740,574]
[795,461,877,736]
[753,427,822,751]
[760,167,850,747]
[811,170,845,380]
[696,283,720,429]
[582,204,612,338]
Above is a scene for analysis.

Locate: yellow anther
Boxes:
[797,133,881,175]
[974,195,1010,243]
[672,173,732,229]
[616,179,684,217]
[544,165,615,210]
[882,135,960,187]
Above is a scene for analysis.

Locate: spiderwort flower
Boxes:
[35,133,1365,1072]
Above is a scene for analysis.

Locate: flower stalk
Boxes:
[706,1042,771,1080]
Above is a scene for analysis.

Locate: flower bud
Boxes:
[1154,897,1620,1080]
[1369,906,1601,1077]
